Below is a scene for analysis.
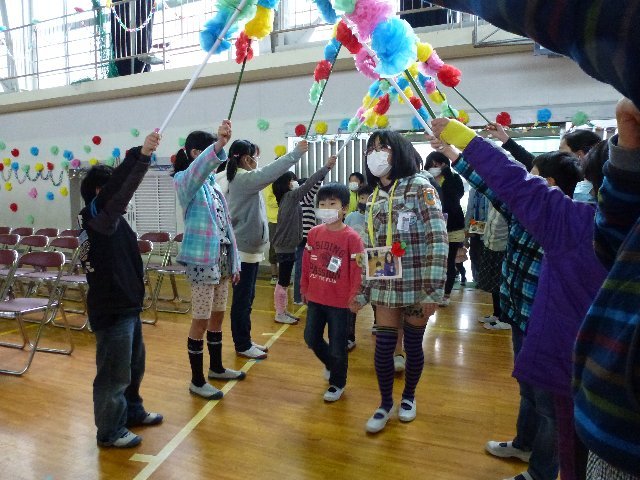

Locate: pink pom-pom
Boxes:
[345,0,394,41]
[424,50,444,76]
[355,49,379,80]
[355,106,366,120]
[437,64,462,88]
[314,60,332,82]
[70,159,81,168]
[424,77,436,94]
[374,94,390,115]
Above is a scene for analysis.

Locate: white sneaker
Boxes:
[347,339,356,351]
[237,346,268,359]
[285,311,300,321]
[486,440,532,462]
[98,429,142,448]
[252,342,269,352]
[478,315,498,323]
[398,398,416,422]
[208,368,246,380]
[270,276,278,285]
[366,407,392,433]
[484,321,511,330]
[275,312,298,324]
[323,385,344,402]
[438,296,450,307]
[394,354,406,373]
[503,473,533,480]
[189,382,223,400]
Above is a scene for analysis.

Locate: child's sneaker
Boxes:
[275,312,298,324]
[485,440,531,462]
[347,339,356,351]
[189,382,223,400]
[270,276,278,285]
[285,311,300,322]
[394,354,406,372]
[127,412,163,427]
[439,295,450,307]
[98,429,142,448]
[208,368,246,380]
[365,407,392,433]
[323,386,344,402]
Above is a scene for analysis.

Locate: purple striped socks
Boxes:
[375,326,398,412]
[402,322,426,402]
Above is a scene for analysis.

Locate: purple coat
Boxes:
[462,137,607,396]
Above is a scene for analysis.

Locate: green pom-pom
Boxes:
[50,146,59,155]
[348,117,360,133]
[21,164,30,173]
[130,128,140,137]
[400,241,407,249]
[309,80,326,106]
[104,158,115,167]
[26,214,35,225]
[84,145,92,153]
[178,137,186,147]
[0,141,5,150]
[217,0,258,22]
[572,111,589,126]
[257,119,270,131]
[334,0,357,14]
[61,160,69,170]
[379,80,391,93]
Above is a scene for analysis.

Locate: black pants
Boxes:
[468,234,483,281]
[276,252,296,288]
[445,242,464,295]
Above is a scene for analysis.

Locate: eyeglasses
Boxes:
[365,144,391,156]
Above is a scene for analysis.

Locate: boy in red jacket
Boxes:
[301,182,364,402]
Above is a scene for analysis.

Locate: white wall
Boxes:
[0,48,620,231]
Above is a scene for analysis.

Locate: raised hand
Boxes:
[295,140,309,154]
[485,121,510,144]
[616,98,640,150]
[215,120,232,151]
[426,135,461,162]
[325,155,337,169]
[430,118,450,139]
[141,132,161,156]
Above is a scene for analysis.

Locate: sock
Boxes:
[402,322,426,402]
[207,330,224,374]
[374,326,398,412]
[187,337,206,387]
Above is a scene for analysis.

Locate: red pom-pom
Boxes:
[409,96,423,111]
[92,135,102,145]
[170,154,177,164]
[390,241,406,257]
[437,64,462,88]
[314,60,332,82]
[46,162,55,171]
[0,164,3,171]
[496,111,512,127]
[336,21,362,55]
[234,32,254,64]
[9,203,18,212]
[11,148,19,157]
[374,94,391,115]
[294,124,307,137]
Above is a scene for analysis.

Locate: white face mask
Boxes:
[315,208,340,224]
[290,180,299,190]
[428,167,442,177]
[348,182,360,192]
[573,180,596,204]
[367,151,391,178]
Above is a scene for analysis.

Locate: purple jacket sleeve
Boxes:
[461,136,593,252]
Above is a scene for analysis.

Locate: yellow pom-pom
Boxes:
[429,91,447,104]
[34,162,44,172]
[89,158,99,166]
[332,22,339,39]
[5,182,12,191]
[458,110,470,124]
[274,145,287,157]
[3,158,10,166]
[60,187,69,197]
[406,63,420,79]
[364,111,378,128]
[245,6,274,40]
[315,121,328,135]
[362,94,372,107]
[376,115,389,128]
[417,42,433,62]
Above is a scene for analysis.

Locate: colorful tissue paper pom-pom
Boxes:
[458,110,470,124]
[418,106,430,122]
[395,77,409,91]
[244,6,273,40]
[50,146,59,155]
[368,81,382,98]
[424,78,436,94]
[417,42,433,62]
[46,192,54,201]
[0,163,3,171]
[21,164,30,173]
[112,148,121,157]
[437,64,462,88]
[364,112,378,128]
[26,215,35,225]
[339,118,350,131]
[294,124,307,137]
[257,0,279,8]
[371,18,417,76]
[309,80,326,105]
[333,0,357,14]
[217,0,257,22]
[70,159,81,169]
[28,188,38,199]
[409,96,423,111]
[537,108,552,123]
[63,150,73,160]
[324,38,341,62]
[0,141,5,150]
[89,158,99,166]
[362,94,372,106]
[46,162,55,171]
[348,117,360,132]
[315,121,329,135]
[3,158,10,166]
[60,187,69,197]
[34,162,44,172]
[104,158,115,167]
[235,31,254,63]
[257,119,270,131]
[406,62,420,79]
[376,115,389,128]
[336,21,362,54]
[92,135,102,145]
[11,161,19,170]
[200,13,236,54]
[11,148,19,157]
[5,182,12,191]
[572,111,590,126]
[9,203,18,212]
[30,147,39,156]
[84,145,92,154]
[412,116,424,131]
[314,0,338,24]
[354,50,379,80]
[425,50,444,75]
[355,106,366,120]
[274,145,287,157]
[345,0,394,41]
[314,60,332,82]
[374,94,391,115]
[429,90,446,104]
[61,160,69,170]
[496,112,512,127]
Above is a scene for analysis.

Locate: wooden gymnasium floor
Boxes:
[0,274,527,480]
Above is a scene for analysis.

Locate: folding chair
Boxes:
[0,234,20,249]
[16,235,49,254]
[47,237,89,323]
[0,251,74,376]
[35,228,60,238]
[10,227,34,236]
[0,249,18,300]
[0,227,10,235]
[139,232,171,311]
[60,229,82,237]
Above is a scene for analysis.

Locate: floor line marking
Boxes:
[130,323,291,479]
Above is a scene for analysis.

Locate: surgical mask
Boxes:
[428,167,442,177]
[290,180,299,190]
[315,208,340,224]
[573,180,596,204]
[367,151,391,178]
[348,182,360,191]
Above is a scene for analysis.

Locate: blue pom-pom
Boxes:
[537,108,552,123]
[324,38,340,62]
[314,0,338,24]
[418,106,430,122]
[418,72,428,85]
[412,117,423,131]
[396,77,409,91]
[112,147,121,158]
[46,192,54,201]
[63,150,73,160]
[257,0,279,7]
[339,118,350,131]
[11,162,19,170]
[30,146,39,156]
[200,12,237,54]
[372,18,417,76]
[368,81,381,98]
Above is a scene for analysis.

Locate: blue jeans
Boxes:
[230,261,259,352]
[93,313,147,443]
[293,241,305,304]
[512,328,559,480]
[303,301,349,388]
